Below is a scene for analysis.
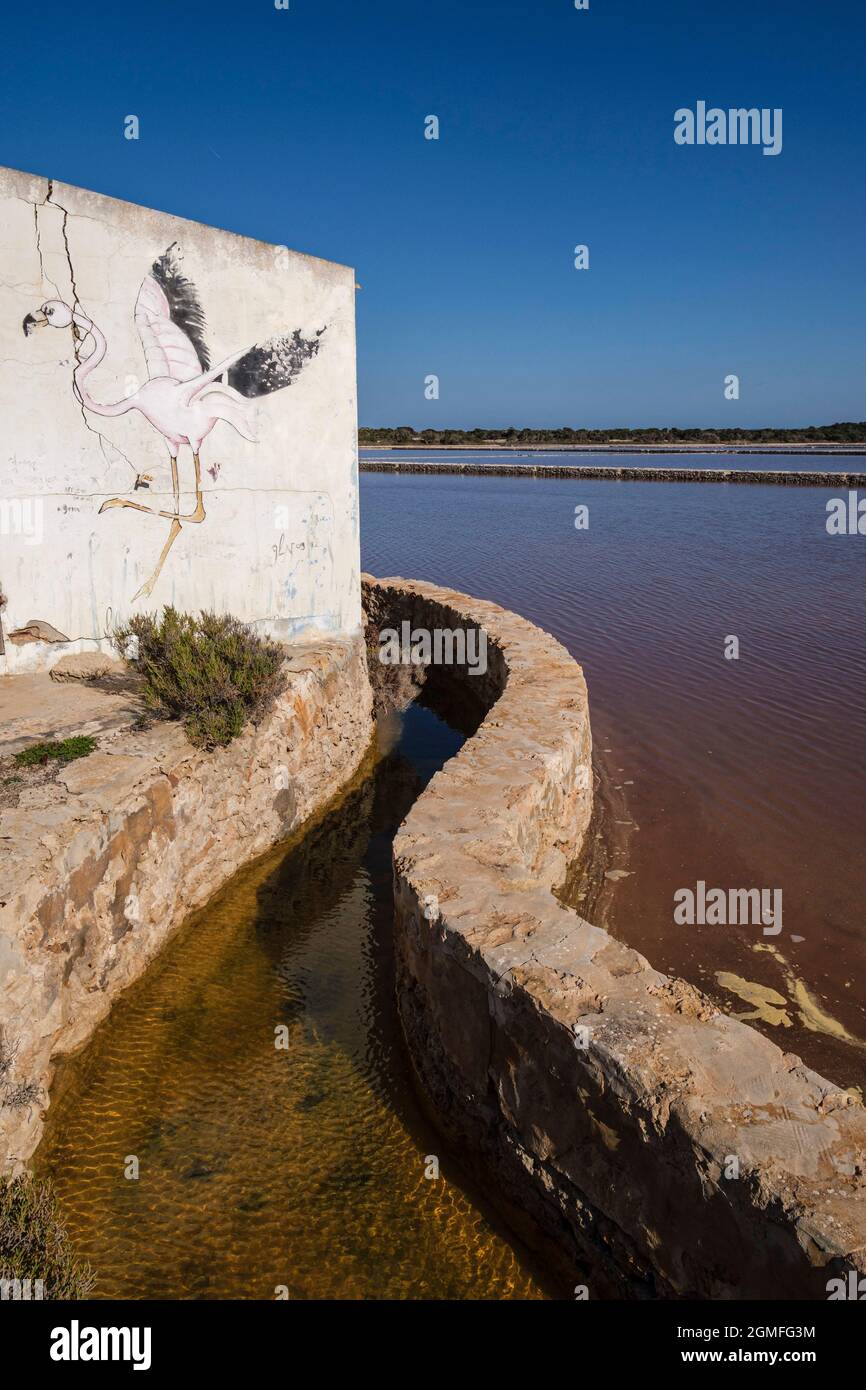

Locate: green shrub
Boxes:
[0,1034,41,1112]
[0,1173,94,1300]
[113,608,287,749]
[13,736,97,768]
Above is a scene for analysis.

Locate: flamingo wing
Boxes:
[226,327,326,397]
[134,243,211,383]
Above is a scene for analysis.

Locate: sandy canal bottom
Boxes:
[37,704,555,1300]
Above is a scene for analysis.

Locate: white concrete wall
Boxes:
[0,166,361,673]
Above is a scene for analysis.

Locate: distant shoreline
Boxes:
[360,459,866,487]
[360,442,866,456]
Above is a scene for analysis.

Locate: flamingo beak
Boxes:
[22,310,48,336]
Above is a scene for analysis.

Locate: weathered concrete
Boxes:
[365,575,866,1300]
[0,670,144,758]
[361,459,866,487]
[0,165,361,674]
[0,636,374,1171]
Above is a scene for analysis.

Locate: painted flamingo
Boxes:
[23,243,326,600]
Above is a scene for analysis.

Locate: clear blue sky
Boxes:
[2,0,863,428]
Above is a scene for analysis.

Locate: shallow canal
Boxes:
[37,702,556,1300]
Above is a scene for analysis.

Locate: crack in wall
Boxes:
[33,198,60,300]
[3,171,356,664]
[41,182,138,485]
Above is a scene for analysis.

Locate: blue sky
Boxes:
[2,0,863,427]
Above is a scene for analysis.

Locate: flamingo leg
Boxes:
[170,453,180,513]
[131,519,183,602]
[100,452,208,602]
[99,496,159,517]
[99,454,206,523]
[184,452,206,523]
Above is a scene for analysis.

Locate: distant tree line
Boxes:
[359,423,866,446]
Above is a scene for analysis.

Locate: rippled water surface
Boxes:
[38,704,553,1300]
[361,464,866,1091]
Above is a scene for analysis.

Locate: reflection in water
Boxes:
[38,703,554,1300]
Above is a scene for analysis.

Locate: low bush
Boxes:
[0,1035,40,1111]
[113,607,286,749]
[0,1173,94,1300]
[14,736,96,767]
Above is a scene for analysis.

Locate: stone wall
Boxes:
[0,636,373,1171]
[366,575,866,1299]
[360,459,866,487]
[0,165,361,674]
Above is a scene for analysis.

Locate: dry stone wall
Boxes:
[0,636,373,1171]
[365,574,866,1300]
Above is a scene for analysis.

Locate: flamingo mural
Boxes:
[23,244,326,600]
